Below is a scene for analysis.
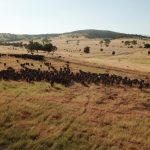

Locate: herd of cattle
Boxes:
[0,54,45,61]
[0,59,149,89]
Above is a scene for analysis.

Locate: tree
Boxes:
[144,43,150,48]
[100,40,103,47]
[43,43,57,53]
[25,40,35,53]
[104,39,111,47]
[124,41,130,46]
[26,41,43,53]
[132,40,137,45]
[84,46,90,53]
[25,41,57,53]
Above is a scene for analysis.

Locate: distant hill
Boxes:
[0,30,149,42]
[0,33,59,42]
[64,30,149,39]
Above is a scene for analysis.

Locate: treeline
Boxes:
[0,41,57,53]
[0,42,23,47]
[0,33,59,42]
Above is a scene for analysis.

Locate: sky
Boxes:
[0,0,150,35]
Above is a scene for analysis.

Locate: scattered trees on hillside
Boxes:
[84,46,90,53]
[0,42,23,47]
[124,40,137,47]
[0,40,57,54]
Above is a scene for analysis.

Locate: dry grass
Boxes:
[0,80,150,150]
[0,37,150,149]
[0,37,150,73]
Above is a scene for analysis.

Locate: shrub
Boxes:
[84,47,90,53]
[144,44,150,48]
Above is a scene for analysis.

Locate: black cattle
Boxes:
[0,62,149,90]
[0,53,45,61]
[112,51,116,55]
[4,63,6,67]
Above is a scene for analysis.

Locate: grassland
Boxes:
[0,80,150,150]
[0,36,150,150]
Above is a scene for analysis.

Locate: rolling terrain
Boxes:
[0,29,149,42]
[0,33,150,150]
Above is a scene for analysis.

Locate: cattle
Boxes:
[0,53,45,61]
[0,61,149,89]
[4,63,6,67]
[112,51,116,55]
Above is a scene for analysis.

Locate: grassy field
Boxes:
[0,80,150,150]
[0,36,150,150]
[1,37,150,73]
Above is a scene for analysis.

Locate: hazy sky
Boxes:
[0,0,150,35]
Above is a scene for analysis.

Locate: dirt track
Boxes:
[46,56,150,82]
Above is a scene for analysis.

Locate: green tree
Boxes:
[100,40,103,47]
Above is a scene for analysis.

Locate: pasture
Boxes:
[0,36,150,150]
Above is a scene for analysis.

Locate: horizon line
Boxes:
[0,29,149,37]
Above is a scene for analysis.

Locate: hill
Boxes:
[0,30,149,42]
[64,29,149,39]
[0,33,59,42]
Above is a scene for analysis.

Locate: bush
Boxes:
[144,44,150,48]
[84,47,90,53]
